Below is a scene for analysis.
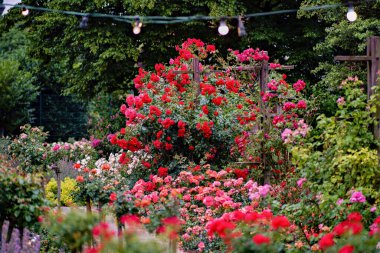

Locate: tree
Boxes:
[0,27,38,136]
[299,0,380,117]
[1,0,327,99]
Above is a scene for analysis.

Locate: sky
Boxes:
[2,0,20,15]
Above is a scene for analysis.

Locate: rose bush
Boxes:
[111,38,310,185]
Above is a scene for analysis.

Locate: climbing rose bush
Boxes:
[110,38,310,183]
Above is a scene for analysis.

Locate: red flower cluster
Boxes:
[200,82,217,95]
[177,120,186,137]
[207,219,236,238]
[252,234,271,245]
[160,118,176,129]
[158,167,169,177]
[293,80,306,92]
[196,121,213,138]
[115,137,143,152]
[271,215,291,230]
[333,212,363,236]
[233,168,249,180]
[232,48,270,62]
[319,233,335,250]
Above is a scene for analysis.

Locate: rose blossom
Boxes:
[350,191,366,203]
[297,178,307,187]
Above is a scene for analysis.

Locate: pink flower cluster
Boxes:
[231,48,270,62]
[281,119,309,144]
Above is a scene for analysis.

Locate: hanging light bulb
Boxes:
[218,18,229,36]
[133,17,142,35]
[79,16,89,28]
[21,7,29,16]
[237,16,247,37]
[346,2,357,22]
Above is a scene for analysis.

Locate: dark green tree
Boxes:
[1,0,328,100]
[0,27,38,136]
[299,0,380,117]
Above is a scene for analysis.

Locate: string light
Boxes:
[133,17,142,35]
[218,19,229,36]
[237,16,247,37]
[79,16,89,28]
[21,6,29,16]
[1,2,357,23]
[0,2,371,29]
[346,2,357,22]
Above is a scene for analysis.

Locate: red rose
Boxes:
[271,216,290,230]
[206,45,216,52]
[252,234,271,245]
[158,167,168,177]
[338,245,354,253]
[109,192,117,202]
[319,233,335,250]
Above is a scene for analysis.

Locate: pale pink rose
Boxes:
[336,198,344,205]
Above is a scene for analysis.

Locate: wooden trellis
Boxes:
[173,55,294,184]
[335,36,380,158]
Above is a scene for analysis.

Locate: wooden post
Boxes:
[86,196,92,213]
[259,53,271,184]
[368,37,380,144]
[52,164,61,210]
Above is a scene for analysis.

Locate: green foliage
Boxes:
[43,211,99,253]
[96,233,167,253]
[36,91,89,141]
[299,0,380,118]
[0,170,47,231]
[45,178,58,204]
[292,78,380,202]
[46,177,78,206]
[0,28,39,135]
[0,0,328,100]
[87,93,125,156]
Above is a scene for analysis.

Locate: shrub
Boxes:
[45,177,78,206]
[292,77,380,202]
[42,211,99,253]
[110,38,309,184]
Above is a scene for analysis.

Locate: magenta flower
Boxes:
[350,191,366,203]
[297,178,307,187]
[91,139,101,148]
[258,184,271,197]
[52,144,60,151]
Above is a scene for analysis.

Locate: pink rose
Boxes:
[203,196,214,207]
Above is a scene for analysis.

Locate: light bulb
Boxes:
[133,25,141,34]
[133,17,142,35]
[346,9,357,22]
[21,7,29,16]
[218,19,229,36]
